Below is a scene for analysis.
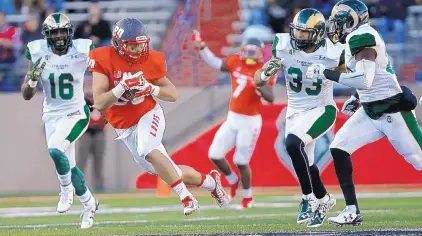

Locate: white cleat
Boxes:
[209,170,230,209]
[182,195,199,216]
[80,198,99,229]
[57,185,74,213]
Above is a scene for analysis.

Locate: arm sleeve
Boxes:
[349,33,377,56]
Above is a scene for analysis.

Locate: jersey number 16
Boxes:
[49,73,74,100]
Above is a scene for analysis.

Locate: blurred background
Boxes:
[1,0,422,195]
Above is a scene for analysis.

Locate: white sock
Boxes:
[57,171,72,188]
[225,172,238,184]
[200,174,216,192]
[242,188,252,198]
[346,205,357,213]
[77,188,94,207]
[171,179,191,200]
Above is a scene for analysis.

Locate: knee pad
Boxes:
[208,143,226,160]
[48,148,70,175]
[285,134,304,158]
[233,146,252,165]
[71,166,87,196]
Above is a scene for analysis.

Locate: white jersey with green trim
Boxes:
[26,39,93,119]
[345,23,401,103]
[272,33,344,118]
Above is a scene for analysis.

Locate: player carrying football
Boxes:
[254,9,345,227]
[89,18,229,215]
[20,13,98,229]
[192,32,275,209]
[306,0,422,226]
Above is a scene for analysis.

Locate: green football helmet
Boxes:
[289,8,326,51]
[327,0,369,44]
[42,12,74,52]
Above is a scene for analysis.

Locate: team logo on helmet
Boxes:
[327,0,369,44]
[112,18,151,64]
[289,8,326,51]
[42,12,73,53]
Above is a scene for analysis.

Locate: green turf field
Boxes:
[0,191,420,236]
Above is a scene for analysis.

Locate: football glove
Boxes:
[262,57,283,81]
[306,63,326,83]
[120,72,145,91]
[191,30,206,50]
[85,97,94,112]
[341,95,360,116]
[134,80,160,97]
[29,57,46,82]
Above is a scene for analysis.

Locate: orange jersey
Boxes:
[226,54,276,116]
[89,46,166,129]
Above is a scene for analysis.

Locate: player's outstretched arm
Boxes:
[151,77,177,102]
[21,58,45,100]
[192,30,229,72]
[92,72,118,112]
[254,57,283,87]
[257,85,275,103]
[312,48,377,89]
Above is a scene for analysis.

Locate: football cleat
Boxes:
[228,179,240,201]
[182,195,199,216]
[307,193,336,227]
[297,196,319,224]
[209,170,230,208]
[80,198,99,229]
[237,197,253,210]
[328,207,363,226]
[57,184,74,213]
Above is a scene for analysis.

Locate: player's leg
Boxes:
[50,106,98,228]
[328,108,384,226]
[131,106,228,215]
[285,105,336,224]
[208,120,238,199]
[44,121,74,213]
[306,140,336,227]
[233,116,261,209]
[155,144,229,209]
[383,111,422,170]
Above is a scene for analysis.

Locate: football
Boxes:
[121,89,138,101]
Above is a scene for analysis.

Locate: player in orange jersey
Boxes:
[89,18,229,215]
[192,31,275,209]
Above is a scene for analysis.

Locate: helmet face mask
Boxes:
[327,0,369,44]
[240,38,264,66]
[289,8,326,51]
[42,13,73,53]
[112,19,150,64]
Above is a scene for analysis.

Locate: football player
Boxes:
[20,13,98,229]
[89,18,229,216]
[192,31,275,209]
[306,0,422,226]
[254,8,345,227]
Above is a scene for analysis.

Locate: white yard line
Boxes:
[266,191,422,201]
[0,202,297,218]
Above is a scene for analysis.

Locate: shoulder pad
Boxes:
[26,39,48,63]
[73,39,94,55]
[272,33,289,58]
